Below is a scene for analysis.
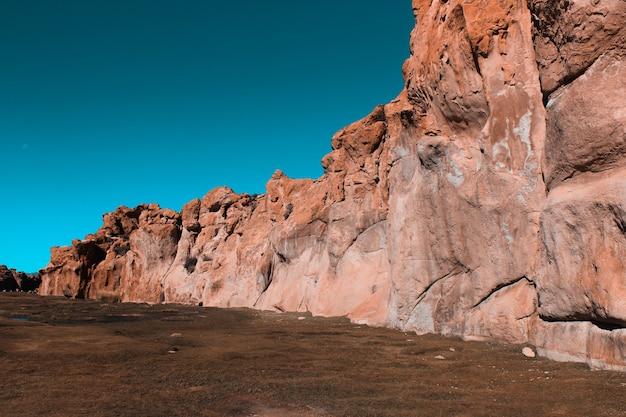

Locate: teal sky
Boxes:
[0,1,413,273]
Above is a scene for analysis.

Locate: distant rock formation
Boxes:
[40,0,626,370]
[0,265,40,292]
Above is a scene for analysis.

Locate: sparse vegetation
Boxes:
[95,290,121,303]
[2,293,626,417]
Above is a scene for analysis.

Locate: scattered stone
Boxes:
[522,347,536,358]
[169,332,183,338]
[435,355,446,360]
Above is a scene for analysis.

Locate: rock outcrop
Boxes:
[0,265,40,292]
[40,0,626,370]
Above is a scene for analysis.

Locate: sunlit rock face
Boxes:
[40,0,626,370]
[529,0,626,371]
[386,0,546,346]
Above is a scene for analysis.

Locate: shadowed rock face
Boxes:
[0,265,40,292]
[40,0,626,370]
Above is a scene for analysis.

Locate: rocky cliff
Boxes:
[0,265,40,292]
[40,0,626,370]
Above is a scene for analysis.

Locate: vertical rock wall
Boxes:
[386,0,545,345]
[528,0,626,371]
[40,0,626,370]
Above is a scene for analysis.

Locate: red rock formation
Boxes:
[0,265,40,292]
[40,0,626,370]
[528,0,626,371]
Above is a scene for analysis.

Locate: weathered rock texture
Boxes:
[40,0,626,370]
[0,265,40,292]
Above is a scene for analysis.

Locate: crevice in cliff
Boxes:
[471,49,482,77]
[275,251,288,264]
[264,257,274,293]
[608,204,626,238]
[252,257,274,308]
[516,312,536,321]
[411,261,472,309]
[341,219,387,257]
[539,316,626,331]
[470,276,533,310]
[75,241,108,299]
[253,251,276,306]
[591,320,625,332]
[543,66,589,105]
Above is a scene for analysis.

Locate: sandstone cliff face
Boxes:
[529,0,626,370]
[40,0,626,370]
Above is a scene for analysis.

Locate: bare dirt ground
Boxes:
[1,293,625,417]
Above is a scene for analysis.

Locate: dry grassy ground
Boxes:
[1,292,625,417]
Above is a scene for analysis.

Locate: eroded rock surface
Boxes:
[0,265,40,292]
[40,0,626,370]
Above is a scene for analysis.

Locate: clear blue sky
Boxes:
[0,1,413,273]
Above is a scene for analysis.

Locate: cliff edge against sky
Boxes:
[40,0,626,370]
